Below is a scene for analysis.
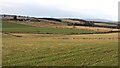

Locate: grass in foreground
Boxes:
[2,33,118,66]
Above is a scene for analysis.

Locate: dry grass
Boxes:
[65,26,117,32]
[2,33,118,66]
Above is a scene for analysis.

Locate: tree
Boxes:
[13,16,17,20]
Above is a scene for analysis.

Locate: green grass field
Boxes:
[2,21,118,66]
[2,22,98,34]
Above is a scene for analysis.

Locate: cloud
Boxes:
[0,0,119,21]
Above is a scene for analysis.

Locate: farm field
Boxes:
[2,20,119,66]
[2,33,118,66]
[2,22,98,35]
[7,21,117,32]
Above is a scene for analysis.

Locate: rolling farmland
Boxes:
[2,20,119,66]
[2,22,98,34]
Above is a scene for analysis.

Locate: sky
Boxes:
[0,0,119,21]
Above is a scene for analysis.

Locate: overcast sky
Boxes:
[0,0,119,21]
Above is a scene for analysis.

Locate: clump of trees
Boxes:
[13,16,17,20]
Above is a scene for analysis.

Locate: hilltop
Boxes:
[1,14,119,29]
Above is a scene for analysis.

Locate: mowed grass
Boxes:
[2,33,118,66]
[2,21,118,66]
[2,22,98,34]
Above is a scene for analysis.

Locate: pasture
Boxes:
[2,33,118,66]
[2,20,118,66]
[2,22,97,34]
